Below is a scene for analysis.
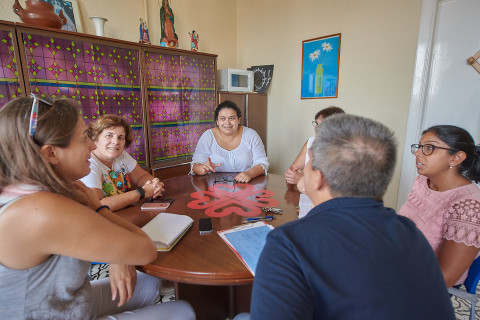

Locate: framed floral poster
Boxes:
[301,33,341,99]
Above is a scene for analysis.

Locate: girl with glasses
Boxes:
[0,96,194,319]
[399,125,480,287]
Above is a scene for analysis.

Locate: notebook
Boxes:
[141,213,193,252]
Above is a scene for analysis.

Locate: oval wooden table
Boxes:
[116,173,300,320]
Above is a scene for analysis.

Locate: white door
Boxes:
[397,0,480,208]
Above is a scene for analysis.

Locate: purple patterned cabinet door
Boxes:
[22,33,146,165]
[0,29,22,108]
[145,51,216,164]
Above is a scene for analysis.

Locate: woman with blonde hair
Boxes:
[0,95,194,319]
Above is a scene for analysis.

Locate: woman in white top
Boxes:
[285,106,345,185]
[289,107,345,218]
[80,114,169,309]
[80,115,164,212]
[191,100,269,183]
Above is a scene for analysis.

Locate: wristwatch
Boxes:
[136,187,145,200]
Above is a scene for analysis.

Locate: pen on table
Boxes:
[246,216,274,222]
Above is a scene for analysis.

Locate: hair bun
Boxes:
[475,144,480,155]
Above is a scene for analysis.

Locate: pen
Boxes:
[246,216,274,222]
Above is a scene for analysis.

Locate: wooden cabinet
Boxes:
[218,92,267,149]
[0,21,217,173]
[0,22,24,106]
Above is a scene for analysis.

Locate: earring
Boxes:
[449,163,453,169]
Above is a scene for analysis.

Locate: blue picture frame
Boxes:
[301,33,341,99]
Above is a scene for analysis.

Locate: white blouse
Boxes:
[191,127,269,173]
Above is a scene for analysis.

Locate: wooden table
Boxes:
[116,173,300,320]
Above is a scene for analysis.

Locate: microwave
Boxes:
[217,68,254,92]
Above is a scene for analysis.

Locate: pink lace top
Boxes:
[399,175,480,285]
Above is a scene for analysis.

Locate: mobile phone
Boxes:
[150,198,175,204]
[141,200,172,211]
[199,218,213,234]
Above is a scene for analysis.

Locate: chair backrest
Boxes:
[464,256,480,294]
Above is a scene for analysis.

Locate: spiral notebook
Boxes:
[141,213,193,252]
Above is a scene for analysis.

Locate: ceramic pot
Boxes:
[13,0,67,29]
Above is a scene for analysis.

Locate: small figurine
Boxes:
[160,0,178,48]
[139,18,150,44]
[189,30,199,51]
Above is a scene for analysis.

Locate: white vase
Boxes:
[90,16,108,37]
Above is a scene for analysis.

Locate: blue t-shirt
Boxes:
[251,197,455,320]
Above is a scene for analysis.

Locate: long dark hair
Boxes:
[423,125,480,183]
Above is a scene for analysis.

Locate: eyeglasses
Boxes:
[214,176,236,185]
[311,120,319,127]
[410,144,457,156]
[29,93,52,138]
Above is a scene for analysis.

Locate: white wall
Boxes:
[398,0,480,208]
[236,0,423,207]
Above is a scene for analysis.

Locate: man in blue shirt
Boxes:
[249,114,455,319]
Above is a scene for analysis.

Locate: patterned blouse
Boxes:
[399,175,480,285]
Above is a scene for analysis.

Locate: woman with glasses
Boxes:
[399,125,480,287]
[0,96,194,319]
[284,106,344,185]
[190,100,268,183]
[285,107,344,218]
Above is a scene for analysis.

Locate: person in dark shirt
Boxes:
[249,114,455,320]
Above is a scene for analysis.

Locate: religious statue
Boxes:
[189,30,199,51]
[160,0,178,48]
[139,18,150,44]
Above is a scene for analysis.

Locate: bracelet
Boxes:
[136,187,145,200]
[95,205,110,212]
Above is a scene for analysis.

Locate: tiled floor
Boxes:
[91,263,479,318]
[90,263,176,304]
[451,293,479,320]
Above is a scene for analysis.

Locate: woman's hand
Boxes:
[151,178,164,199]
[234,164,266,183]
[195,157,222,175]
[108,264,137,307]
[234,172,253,183]
[73,180,102,210]
[141,178,164,199]
[285,166,303,185]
